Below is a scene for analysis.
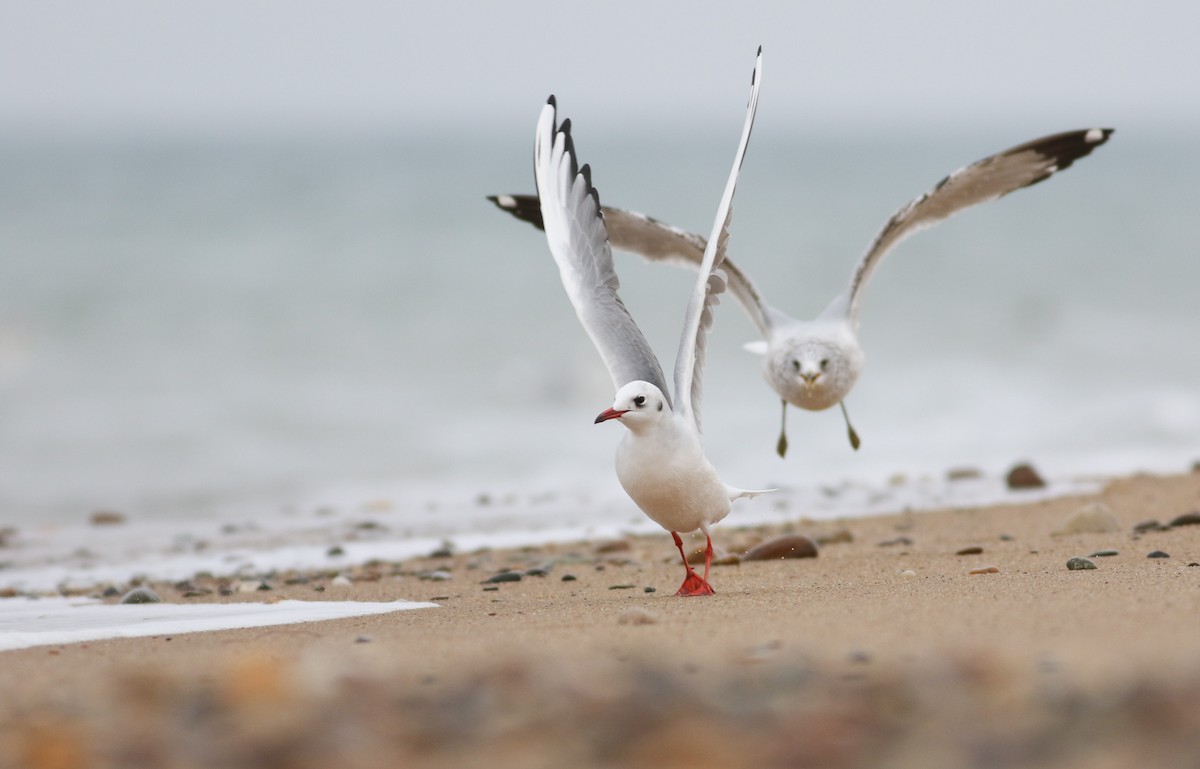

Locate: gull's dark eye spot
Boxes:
[633,395,646,407]
[791,360,800,372]
[657,402,663,412]
[820,359,829,371]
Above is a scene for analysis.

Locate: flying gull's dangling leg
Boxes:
[776,400,788,458]
[839,401,861,451]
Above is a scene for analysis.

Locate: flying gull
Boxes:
[492,126,1113,456]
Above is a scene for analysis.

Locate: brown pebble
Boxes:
[742,534,818,561]
[968,565,1000,575]
[595,540,631,554]
[89,510,126,526]
[1005,463,1046,490]
[956,546,984,556]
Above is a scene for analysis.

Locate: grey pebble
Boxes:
[1168,511,1200,528]
[326,546,345,557]
[355,635,372,644]
[482,586,500,592]
[878,536,914,548]
[1066,557,1096,571]
[481,571,522,584]
[524,567,551,577]
[1089,549,1119,558]
[1147,550,1171,558]
[608,584,637,590]
[120,587,162,604]
[561,574,577,582]
[1133,519,1166,533]
[644,586,656,593]
[955,546,984,556]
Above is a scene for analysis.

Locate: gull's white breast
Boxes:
[614,421,732,534]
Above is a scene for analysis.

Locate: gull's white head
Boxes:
[768,338,860,411]
[594,381,670,432]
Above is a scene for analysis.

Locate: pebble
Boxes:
[482,586,499,592]
[1168,511,1200,528]
[89,510,126,526]
[608,584,637,590]
[1005,462,1046,490]
[419,570,452,581]
[561,574,577,582]
[877,536,914,548]
[428,546,454,558]
[946,467,983,481]
[481,571,522,584]
[1066,557,1097,571]
[354,635,372,644]
[742,534,818,561]
[524,567,551,577]
[1055,502,1121,535]
[595,540,631,554]
[618,608,658,626]
[1089,549,1119,558]
[968,565,1000,575]
[326,546,345,557]
[1147,550,1170,559]
[899,569,917,578]
[331,575,353,587]
[120,587,161,604]
[956,546,984,556]
[1133,519,1167,533]
[643,586,656,593]
[814,528,854,545]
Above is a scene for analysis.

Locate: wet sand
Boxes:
[2,470,1200,768]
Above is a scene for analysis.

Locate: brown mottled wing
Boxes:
[843,128,1114,321]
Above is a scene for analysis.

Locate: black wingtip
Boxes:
[547,95,556,108]
[486,194,546,231]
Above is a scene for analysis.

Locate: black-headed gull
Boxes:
[530,49,768,596]
[491,128,1113,456]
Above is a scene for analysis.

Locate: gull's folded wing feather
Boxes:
[533,97,671,402]
[838,128,1114,322]
[674,48,762,433]
[487,194,776,337]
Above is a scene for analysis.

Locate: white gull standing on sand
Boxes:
[529,49,767,596]
[492,128,1114,456]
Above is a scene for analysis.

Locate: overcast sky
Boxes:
[2,1,1198,137]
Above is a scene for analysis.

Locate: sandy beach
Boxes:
[1,469,1198,768]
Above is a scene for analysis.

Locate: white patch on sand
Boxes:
[0,597,437,652]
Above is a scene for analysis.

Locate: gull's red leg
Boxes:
[672,531,715,597]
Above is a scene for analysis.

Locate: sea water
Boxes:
[1,124,1197,539]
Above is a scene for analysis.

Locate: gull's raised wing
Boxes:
[673,48,762,433]
[533,97,671,403]
[838,128,1114,322]
[487,194,776,337]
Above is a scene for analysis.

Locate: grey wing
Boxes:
[487,195,775,337]
[840,128,1114,321]
[674,47,762,433]
[533,97,671,402]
